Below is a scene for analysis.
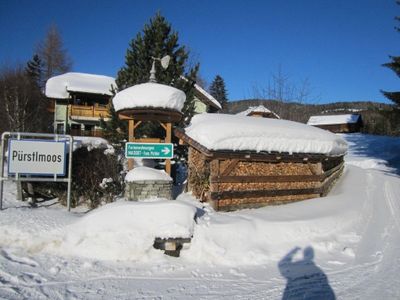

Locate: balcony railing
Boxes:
[68,104,109,119]
[70,128,104,137]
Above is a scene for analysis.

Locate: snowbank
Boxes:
[45,72,116,99]
[50,200,197,261]
[125,166,172,182]
[185,113,348,156]
[113,82,186,112]
[183,164,399,266]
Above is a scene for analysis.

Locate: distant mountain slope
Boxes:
[227,99,400,136]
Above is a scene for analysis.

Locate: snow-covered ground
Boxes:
[1,133,400,299]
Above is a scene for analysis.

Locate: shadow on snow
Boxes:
[278,246,335,300]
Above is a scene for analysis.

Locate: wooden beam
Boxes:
[220,159,240,176]
[159,122,167,131]
[117,108,182,123]
[322,162,344,179]
[211,174,323,183]
[320,164,344,196]
[210,162,344,184]
[210,187,321,200]
[136,138,162,143]
[128,119,135,170]
[165,122,172,175]
[133,120,142,130]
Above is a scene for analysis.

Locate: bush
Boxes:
[32,146,123,208]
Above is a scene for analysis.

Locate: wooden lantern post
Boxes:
[120,109,181,175]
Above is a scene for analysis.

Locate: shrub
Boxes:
[32,146,123,208]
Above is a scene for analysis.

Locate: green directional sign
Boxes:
[125,143,174,159]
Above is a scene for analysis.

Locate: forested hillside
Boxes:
[227,99,400,136]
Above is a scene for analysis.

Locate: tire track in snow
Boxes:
[384,180,400,233]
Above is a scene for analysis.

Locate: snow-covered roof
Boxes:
[307,114,361,126]
[179,76,221,110]
[125,167,172,182]
[193,83,222,110]
[113,82,186,113]
[45,72,116,99]
[236,105,280,118]
[184,113,348,156]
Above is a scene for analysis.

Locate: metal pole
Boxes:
[67,135,73,211]
[0,132,8,210]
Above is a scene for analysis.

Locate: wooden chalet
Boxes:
[307,114,363,133]
[192,83,222,113]
[176,114,346,211]
[237,105,280,119]
[45,72,116,137]
[179,76,222,113]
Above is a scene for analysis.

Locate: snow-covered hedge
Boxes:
[32,144,123,208]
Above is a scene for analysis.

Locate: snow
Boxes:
[125,166,172,182]
[113,82,186,112]
[236,105,280,118]
[51,200,196,261]
[193,83,222,109]
[307,114,361,126]
[45,72,116,99]
[185,113,348,156]
[179,75,222,110]
[72,136,115,154]
[0,133,400,298]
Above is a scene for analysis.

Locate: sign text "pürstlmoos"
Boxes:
[8,139,67,176]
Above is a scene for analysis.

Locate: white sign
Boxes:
[8,139,66,176]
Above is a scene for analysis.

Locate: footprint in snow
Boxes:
[1,249,39,267]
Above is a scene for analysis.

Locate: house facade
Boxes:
[192,83,222,114]
[45,72,117,136]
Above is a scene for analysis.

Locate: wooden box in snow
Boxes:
[176,114,347,211]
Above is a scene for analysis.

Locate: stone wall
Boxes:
[125,180,172,201]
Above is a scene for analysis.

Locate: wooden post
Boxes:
[165,122,172,175]
[128,119,135,170]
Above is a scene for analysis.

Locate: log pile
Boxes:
[178,129,345,211]
[186,146,344,211]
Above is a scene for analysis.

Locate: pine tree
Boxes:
[25,54,52,132]
[99,88,127,144]
[209,75,228,111]
[37,24,72,82]
[111,13,199,138]
[26,54,43,90]
[382,3,400,106]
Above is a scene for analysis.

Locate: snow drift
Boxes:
[50,200,197,261]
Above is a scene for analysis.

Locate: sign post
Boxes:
[0,132,73,211]
[125,142,174,159]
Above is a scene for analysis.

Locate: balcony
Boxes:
[68,104,109,120]
[70,128,104,137]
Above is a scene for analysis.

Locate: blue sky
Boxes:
[0,0,398,103]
